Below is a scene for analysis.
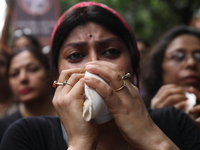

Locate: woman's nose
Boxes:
[185,55,197,68]
[87,51,99,62]
[19,70,28,82]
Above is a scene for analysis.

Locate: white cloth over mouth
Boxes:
[83,71,113,124]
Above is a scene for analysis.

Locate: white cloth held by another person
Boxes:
[185,92,196,114]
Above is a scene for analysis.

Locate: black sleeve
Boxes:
[149,107,200,150]
[0,116,67,150]
[0,111,22,143]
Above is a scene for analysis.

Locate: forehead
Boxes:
[166,34,200,53]
[10,51,38,67]
[63,22,118,44]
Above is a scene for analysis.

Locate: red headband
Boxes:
[51,2,133,43]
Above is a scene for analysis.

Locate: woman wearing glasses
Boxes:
[142,25,200,127]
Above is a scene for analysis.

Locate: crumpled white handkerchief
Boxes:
[185,92,196,114]
[82,71,113,124]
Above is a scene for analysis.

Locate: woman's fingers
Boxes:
[188,105,200,121]
[85,61,126,90]
[54,68,85,92]
[53,74,98,135]
[84,61,146,121]
[52,77,84,113]
[174,101,187,111]
[151,84,187,109]
[85,61,134,110]
[52,68,85,113]
[57,68,85,82]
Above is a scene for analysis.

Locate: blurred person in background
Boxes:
[9,28,41,51]
[0,46,56,143]
[141,25,200,127]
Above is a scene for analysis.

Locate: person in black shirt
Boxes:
[141,26,200,127]
[0,46,56,143]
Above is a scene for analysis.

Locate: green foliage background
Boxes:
[59,0,200,44]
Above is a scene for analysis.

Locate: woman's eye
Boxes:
[28,67,39,73]
[67,53,85,60]
[194,53,200,62]
[171,53,185,61]
[9,72,19,78]
[102,48,120,57]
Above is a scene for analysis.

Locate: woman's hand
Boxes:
[52,68,99,149]
[85,61,179,150]
[151,84,200,127]
[151,84,188,111]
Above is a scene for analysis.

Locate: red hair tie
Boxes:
[51,2,133,43]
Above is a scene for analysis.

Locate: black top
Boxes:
[0,110,22,143]
[0,107,200,150]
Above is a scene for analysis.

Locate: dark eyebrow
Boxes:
[10,62,38,70]
[64,37,123,48]
[172,49,186,52]
[96,37,123,45]
[66,41,88,47]
[173,48,200,52]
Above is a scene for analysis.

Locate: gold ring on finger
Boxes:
[113,82,126,92]
[52,80,64,88]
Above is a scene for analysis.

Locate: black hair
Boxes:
[50,5,140,86]
[9,29,41,50]
[0,42,11,69]
[7,46,50,76]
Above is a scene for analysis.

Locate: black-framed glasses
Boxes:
[165,51,200,63]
